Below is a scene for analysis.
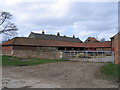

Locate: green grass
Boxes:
[100,63,120,78]
[0,55,66,66]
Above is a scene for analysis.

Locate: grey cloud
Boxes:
[22,2,117,28]
[0,1,118,41]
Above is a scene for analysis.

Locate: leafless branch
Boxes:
[0,12,12,25]
[0,11,18,36]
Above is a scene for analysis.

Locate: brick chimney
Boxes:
[42,30,44,34]
[57,32,60,36]
[73,35,75,38]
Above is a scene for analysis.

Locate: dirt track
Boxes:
[2,61,119,88]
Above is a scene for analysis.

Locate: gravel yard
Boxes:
[2,61,119,88]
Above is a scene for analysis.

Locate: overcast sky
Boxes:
[0,0,118,41]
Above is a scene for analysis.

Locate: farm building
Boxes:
[2,32,112,60]
[84,41,111,51]
[27,32,111,51]
[28,32,83,43]
[84,37,99,43]
[110,31,120,64]
[1,37,85,59]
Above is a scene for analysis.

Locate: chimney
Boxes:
[57,32,60,36]
[42,30,44,34]
[73,35,75,38]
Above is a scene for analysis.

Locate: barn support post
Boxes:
[112,51,115,63]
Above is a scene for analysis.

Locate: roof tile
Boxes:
[28,32,83,43]
[2,37,111,48]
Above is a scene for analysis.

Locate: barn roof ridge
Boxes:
[31,32,81,39]
[29,32,83,43]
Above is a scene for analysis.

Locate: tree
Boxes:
[0,11,18,36]
[100,38,106,42]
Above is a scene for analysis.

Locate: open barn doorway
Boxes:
[58,47,84,50]
[62,50,114,63]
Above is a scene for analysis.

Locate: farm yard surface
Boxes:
[2,61,119,88]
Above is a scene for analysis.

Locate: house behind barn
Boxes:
[28,31,83,43]
[84,37,99,43]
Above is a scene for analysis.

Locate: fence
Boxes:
[62,50,114,63]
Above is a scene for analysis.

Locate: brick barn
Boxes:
[2,31,112,60]
[110,31,120,64]
[2,37,85,59]
[84,41,111,51]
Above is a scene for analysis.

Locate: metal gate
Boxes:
[62,51,114,63]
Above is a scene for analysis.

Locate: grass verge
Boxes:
[0,55,66,66]
[100,63,120,78]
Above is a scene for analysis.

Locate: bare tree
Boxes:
[0,11,18,36]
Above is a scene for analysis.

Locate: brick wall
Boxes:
[2,46,13,55]
[13,46,57,50]
[12,50,62,60]
[114,33,120,64]
[112,32,120,64]
[96,47,111,51]
[2,45,62,59]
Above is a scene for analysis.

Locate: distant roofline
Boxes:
[84,36,99,42]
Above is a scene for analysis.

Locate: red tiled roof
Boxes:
[2,37,111,48]
[84,37,99,42]
[2,37,84,47]
[2,38,16,45]
[84,41,111,48]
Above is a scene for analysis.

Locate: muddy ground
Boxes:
[2,61,119,88]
